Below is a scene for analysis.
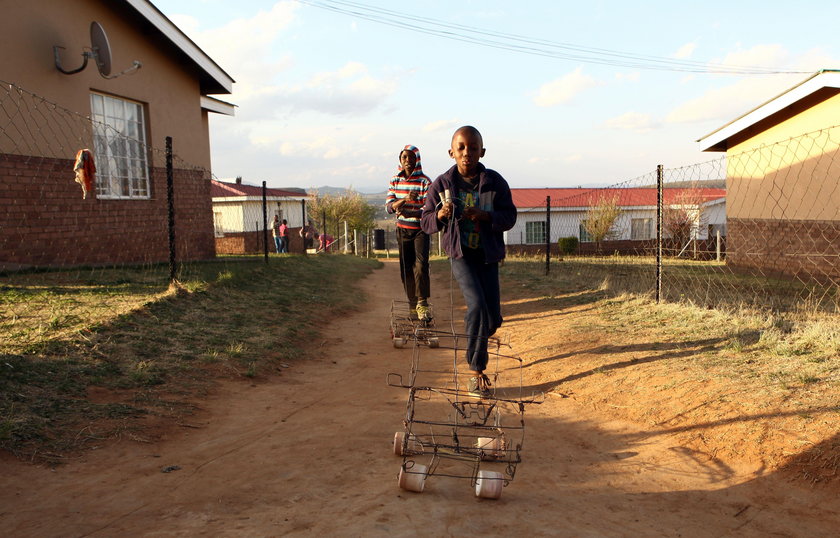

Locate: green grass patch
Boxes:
[0,255,380,460]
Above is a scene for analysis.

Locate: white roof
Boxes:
[126,0,235,95]
[697,70,840,152]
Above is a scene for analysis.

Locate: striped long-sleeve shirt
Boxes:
[385,145,430,230]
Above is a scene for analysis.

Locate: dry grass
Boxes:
[0,255,381,461]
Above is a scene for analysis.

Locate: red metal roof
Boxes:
[210,179,305,198]
[512,187,725,209]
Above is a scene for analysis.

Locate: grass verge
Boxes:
[0,255,381,462]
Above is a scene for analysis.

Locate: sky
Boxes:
[151,0,840,193]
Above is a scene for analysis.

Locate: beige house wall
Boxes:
[2,0,212,169]
[725,92,840,221]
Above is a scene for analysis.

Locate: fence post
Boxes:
[656,164,663,303]
[716,229,721,261]
[545,195,551,275]
[165,136,177,283]
[262,181,268,263]
[300,199,307,254]
[344,221,350,254]
[321,211,327,252]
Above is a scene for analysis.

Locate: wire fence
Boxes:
[2,79,839,359]
[511,127,840,313]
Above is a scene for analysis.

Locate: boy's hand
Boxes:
[437,201,453,220]
[463,207,490,222]
[393,199,407,212]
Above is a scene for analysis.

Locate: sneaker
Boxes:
[415,303,432,322]
[468,374,492,399]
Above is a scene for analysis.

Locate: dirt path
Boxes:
[2,260,839,537]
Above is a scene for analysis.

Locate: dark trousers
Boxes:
[451,253,501,372]
[396,227,430,305]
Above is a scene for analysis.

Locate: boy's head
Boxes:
[399,145,420,177]
[449,126,485,178]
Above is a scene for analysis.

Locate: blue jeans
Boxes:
[274,236,282,253]
[451,252,501,372]
[279,236,287,253]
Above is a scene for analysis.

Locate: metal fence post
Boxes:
[301,199,307,254]
[545,195,551,275]
[656,164,663,303]
[165,136,177,283]
[262,181,268,263]
[344,221,350,254]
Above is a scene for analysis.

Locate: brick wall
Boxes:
[0,153,215,268]
[728,218,840,281]
[215,227,305,255]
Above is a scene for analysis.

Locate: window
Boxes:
[90,92,150,199]
[525,221,546,244]
[213,212,224,237]
[579,220,592,242]
[631,218,652,240]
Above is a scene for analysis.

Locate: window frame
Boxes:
[90,92,151,200]
[630,217,652,240]
[525,221,547,245]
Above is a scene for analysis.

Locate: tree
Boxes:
[583,193,621,254]
[307,189,377,245]
[663,187,707,257]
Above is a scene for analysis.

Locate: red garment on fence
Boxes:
[73,149,96,199]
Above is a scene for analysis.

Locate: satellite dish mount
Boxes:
[54,21,142,79]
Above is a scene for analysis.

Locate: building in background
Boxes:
[509,187,725,257]
[0,0,234,268]
[211,179,310,254]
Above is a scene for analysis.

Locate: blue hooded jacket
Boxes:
[421,163,516,263]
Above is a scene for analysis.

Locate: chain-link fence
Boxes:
[510,127,840,313]
[3,77,838,361]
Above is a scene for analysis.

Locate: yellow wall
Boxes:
[1,0,214,170]
[725,92,840,221]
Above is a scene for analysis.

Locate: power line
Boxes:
[295,0,812,75]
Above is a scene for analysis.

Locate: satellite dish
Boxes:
[89,22,112,77]
[54,21,141,79]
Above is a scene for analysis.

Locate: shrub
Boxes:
[558,236,579,255]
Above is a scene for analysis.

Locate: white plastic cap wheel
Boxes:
[398,463,427,493]
[475,470,504,499]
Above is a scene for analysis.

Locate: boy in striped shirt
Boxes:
[386,145,432,321]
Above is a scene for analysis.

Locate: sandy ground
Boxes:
[2,259,839,537]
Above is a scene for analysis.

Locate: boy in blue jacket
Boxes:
[421,126,517,398]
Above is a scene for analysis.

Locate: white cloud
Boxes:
[716,44,788,70]
[668,45,837,125]
[615,71,640,83]
[279,62,399,116]
[423,119,459,132]
[672,42,697,60]
[533,67,601,107]
[174,1,300,95]
[604,111,660,133]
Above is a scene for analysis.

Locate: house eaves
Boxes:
[201,96,236,117]
[697,69,840,152]
[123,0,235,95]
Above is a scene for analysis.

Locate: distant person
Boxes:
[300,220,318,251]
[271,215,282,254]
[278,219,289,253]
[421,126,516,398]
[386,144,432,321]
[318,232,335,252]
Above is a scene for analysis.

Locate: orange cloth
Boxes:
[73,149,96,199]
